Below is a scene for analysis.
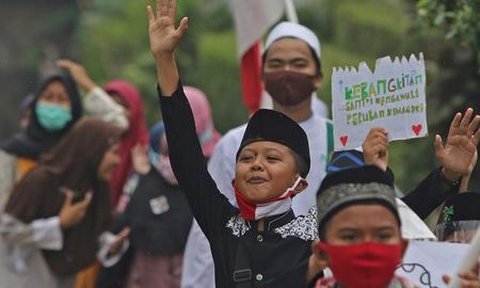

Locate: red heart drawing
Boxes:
[340,136,348,146]
[412,124,422,136]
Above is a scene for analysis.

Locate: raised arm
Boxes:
[404,108,480,218]
[147,0,188,95]
[57,59,129,129]
[459,151,477,192]
[147,0,234,239]
[435,107,480,183]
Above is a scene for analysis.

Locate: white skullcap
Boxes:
[264,21,321,60]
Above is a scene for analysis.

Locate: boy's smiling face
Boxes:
[235,140,300,203]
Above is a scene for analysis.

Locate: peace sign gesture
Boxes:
[147,0,188,59]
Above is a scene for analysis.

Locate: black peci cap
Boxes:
[236,109,310,177]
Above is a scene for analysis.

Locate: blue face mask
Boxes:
[35,103,72,131]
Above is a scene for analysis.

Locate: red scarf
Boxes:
[233,177,304,221]
[104,80,149,207]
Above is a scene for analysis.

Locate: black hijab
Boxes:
[2,70,82,160]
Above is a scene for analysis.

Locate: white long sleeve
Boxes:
[83,87,129,130]
[0,215,63,273]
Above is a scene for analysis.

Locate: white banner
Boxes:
[396,240,469,287]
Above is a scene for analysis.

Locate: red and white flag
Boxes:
[232,0,285,114]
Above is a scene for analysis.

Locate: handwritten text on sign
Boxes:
[332,54,428,151]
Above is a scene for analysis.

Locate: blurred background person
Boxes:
[17,93,35,130]
[57,59,148,288]
[0,118,129,288]
[0,71,82,211]
[97,85,220,288]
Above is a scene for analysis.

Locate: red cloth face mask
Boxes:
[316,242,402,288]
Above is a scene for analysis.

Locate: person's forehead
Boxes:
[44,80,66,91]
[241,140,291,153]
[265,38,314,60]
[329,204,398,227]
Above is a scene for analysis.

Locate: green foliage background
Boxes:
[8,0,477,192]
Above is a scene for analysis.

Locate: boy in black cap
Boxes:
[308,165,480,288]
[147,1,318,286]
[309,165,408,288]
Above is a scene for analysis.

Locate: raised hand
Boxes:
[147,0,188,96]
[435,108,480,182]
[362,127,389,172]
[57,59,97,92]
[147,0,188,59]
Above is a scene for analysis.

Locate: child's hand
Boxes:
[362,127,389,172]
[59,188,92,229]
[435,108,480,182]
[147,0,188,59]
[443,262,480,287]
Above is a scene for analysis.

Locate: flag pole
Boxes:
[284,0,298,23]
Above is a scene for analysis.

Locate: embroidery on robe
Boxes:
[226,214,250,237]
[274,206,319,241]
[225,206,318,241]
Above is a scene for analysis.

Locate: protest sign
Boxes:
[396,240,469,287]
[332,54,427,151]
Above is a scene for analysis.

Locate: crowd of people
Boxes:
[0,0,479,287]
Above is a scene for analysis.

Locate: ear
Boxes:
[307,241,330,283]
[312,240,330,264]
[313,73,323,90]
[293,176,308,193]
[400,238,409,258]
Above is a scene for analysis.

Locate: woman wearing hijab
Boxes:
[123,86,219,288]
[102,80,149,208]
[0,65,130,212]
[56,60,148,288]
[56,61,148,208]
[96,85,220,288]
[0,71,82,211]
[0,117,129,288]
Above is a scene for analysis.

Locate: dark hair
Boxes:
[262,42,322,76]
[318,199,401,241]
[291,149,308,178]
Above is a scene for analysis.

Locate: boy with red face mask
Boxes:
[310,165,410,288]
[308,124,480,288]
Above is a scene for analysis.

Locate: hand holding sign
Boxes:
[362,127,389,172]
[332,54,427,150]
[446,228,480,288]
